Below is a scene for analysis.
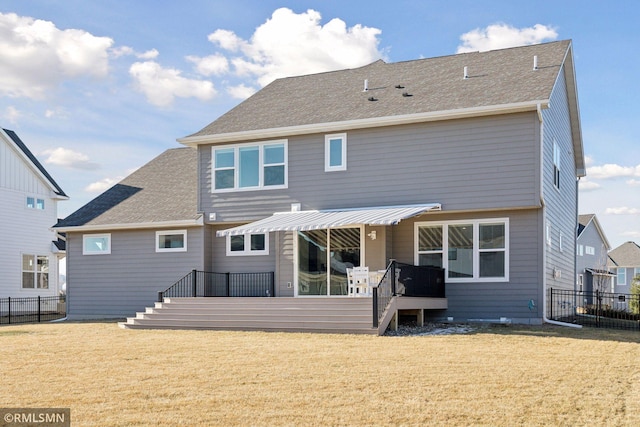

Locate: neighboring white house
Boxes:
[608,241,640,293]
[0,128,68,298]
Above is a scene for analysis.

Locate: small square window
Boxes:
[26,197,35,208]
[36,199,45,210]
[156,230,187,252]
[83,234,111,255]
[325,133,347,171]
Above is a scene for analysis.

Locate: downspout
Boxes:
[538,104,582,328]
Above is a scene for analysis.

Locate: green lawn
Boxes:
[1,321,639,426]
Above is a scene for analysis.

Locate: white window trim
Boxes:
[559,232,564,252]
[414,218,509,283]
[546,222,552,246]
[83,233,111,255]
[585,246,595,256]
[21,254,49,290]
[552,139,561,191]
[324,133,347,172]
[617,268,626,287]
[156,230,187,253]
[212,139,288,192]
[226,233,269,256]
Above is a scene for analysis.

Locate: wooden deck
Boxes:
[119,296,447,335]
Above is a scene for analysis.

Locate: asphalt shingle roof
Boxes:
[55,147,198,228]
[188,40,572,138]
[608,241,640,267]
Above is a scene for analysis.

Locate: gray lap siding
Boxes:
[66,227,205,318]
[199,112,541,222]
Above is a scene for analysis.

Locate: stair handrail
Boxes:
[372,260,397,327]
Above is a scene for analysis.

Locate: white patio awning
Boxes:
[216,203,441,237]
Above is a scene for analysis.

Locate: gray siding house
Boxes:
[608,241,640,294]
[575,214,613,293]
[60,40,585,326]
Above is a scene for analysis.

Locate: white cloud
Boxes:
[227,84,257,100]
[587,163,640,179]
[578,179,601,191]
[605,207,640,215]
[3,106,21,123]
[111,46,159,59]
[457,23,558,53]
[622,230,640,238]
[186,53,229,76]
[42,147,98,170]
[627,179,640,186]
[0,12,113,98]
[208,8,384,87]
[129,61,216,107]
[44,107,68,119]
[85,177,121,193]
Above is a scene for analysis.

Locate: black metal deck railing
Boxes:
[0,295,66,325]
[373,261,446,327]
[159,270,275,301]
[548,288,640,331]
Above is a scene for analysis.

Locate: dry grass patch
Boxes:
[1,322,639,426]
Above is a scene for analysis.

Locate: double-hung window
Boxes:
[213,140,287,191]
[416,218,509,282]
[617,268,626,287]
[226,233,269,256]
[325,133,346,171]
[22,254,49,289]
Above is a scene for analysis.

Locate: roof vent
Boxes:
[363,79,368,92]
[533,55,538,70]
[463,66,469,79]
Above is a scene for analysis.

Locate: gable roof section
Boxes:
[608,241,640,267]
[181,40,576,144]
[54,147,201,232]
[1,128,68,198]
[577,213,611,249]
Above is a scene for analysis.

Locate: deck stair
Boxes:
[118,297,377,334]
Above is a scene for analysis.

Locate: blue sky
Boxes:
[1,0,638,249]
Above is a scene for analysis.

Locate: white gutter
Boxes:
[53,216,204,233]
[179,100,550,146]
[538,104,581,328]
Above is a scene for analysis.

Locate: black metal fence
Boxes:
[373,261,446,327]
[160,270,275,301]
[548,288,640,331]
[0,295,66,325]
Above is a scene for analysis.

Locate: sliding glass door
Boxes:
[297,227,361,296]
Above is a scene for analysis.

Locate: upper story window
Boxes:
[156,230,187,253]
[83,233,111,255]
[325,133,346,172]
[415,218,509,282]
[617,268,626,287]
[213,140,287,192]
[553,140,561,190]
[26,197,45,210]
[585,246,595,256]
[226,233,269,256]
[22,254,49,289]
[578,244,584,256]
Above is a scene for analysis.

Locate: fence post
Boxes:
[37,295,41,323]
[225,272,230,297]
[192,269,197,297]
[8,297,11,325]
[372,289,379,328]
[390,259,396,296]
[549,288,553,320]
[596,290,600,327]
[270,272,275,297]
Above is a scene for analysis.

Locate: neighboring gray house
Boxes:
[60,40,585,327]
[1,128,68,298]
[576,214,613,293]
[608,241,640,293]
